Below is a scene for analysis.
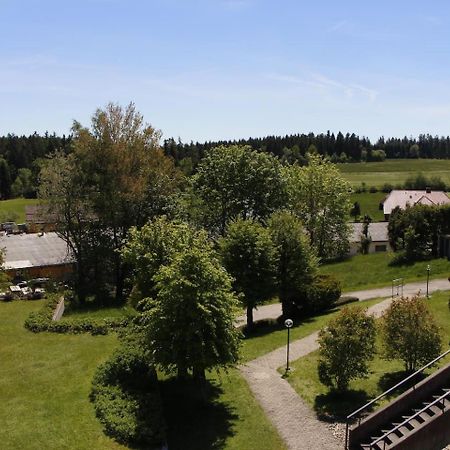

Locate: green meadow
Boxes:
[0,300,286,450]
[0,198,39,223]
[320,252,450,292]
[338,159,450,187]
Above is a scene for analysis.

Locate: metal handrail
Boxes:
[344,349,450,449]
[369,389,450,449]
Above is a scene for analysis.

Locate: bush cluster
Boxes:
[90,340,166,447]
[318,294,443,392]
[292,274,341,316]
[24,295,129,335]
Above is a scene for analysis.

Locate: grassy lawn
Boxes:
[0,198,39,222]
[320,252,450,292]
[240,297,385,363]
[285,290,450,420]
[0,299,287,450]
[0,299,125,450]
[338,159,450,187]
[349,192,386,222]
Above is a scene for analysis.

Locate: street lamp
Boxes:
[426,265,431,298]
[284,318,293,373]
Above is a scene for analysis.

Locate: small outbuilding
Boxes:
[349,222,392,256]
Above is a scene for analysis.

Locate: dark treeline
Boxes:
[163,132,450,170]
[1,130,450,198]
[0,133,72,199]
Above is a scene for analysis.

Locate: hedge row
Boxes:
[24,295,130,335]
[90,342,166,447]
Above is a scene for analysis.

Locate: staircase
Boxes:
[360,387,450,449]
[345,350,450,450]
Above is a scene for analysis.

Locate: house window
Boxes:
[375,244,387,252]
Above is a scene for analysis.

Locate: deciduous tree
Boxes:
[121,217,209,304]
[318,307,376,391]
[268,211,318,317]
[284,153,351,259]
[142,246,241,381]
[219,218,277,328]
[382,295,442,372]
[39,103,181,301]
[191,145,286,234]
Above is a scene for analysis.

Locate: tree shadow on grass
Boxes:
[314,389,372,422]
[377,370,427,400]
[160,378,238,450]
[241,308,339,340]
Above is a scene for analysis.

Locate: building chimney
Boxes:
[426,186,431,194]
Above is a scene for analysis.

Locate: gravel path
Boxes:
[236,277,450,326]
[239,297,418,450]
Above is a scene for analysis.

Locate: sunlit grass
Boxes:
[320,252,450,292]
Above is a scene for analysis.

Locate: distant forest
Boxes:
[163,132,450,171]
[1,130,450,199]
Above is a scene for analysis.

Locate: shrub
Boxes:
[369,186,378,193]
[294,274,341,316]
[381,295,442,372]
[381,183,393,193]
[24,295,129,335]
[318,307,376,391]
[90,338,166,447]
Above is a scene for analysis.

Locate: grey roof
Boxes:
[350,222,389,243]
[0,232,73,269]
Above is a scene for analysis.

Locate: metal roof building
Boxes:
[0,232,73,273]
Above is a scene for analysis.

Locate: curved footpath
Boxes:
[236,277,450,327]
[238,278,450,450]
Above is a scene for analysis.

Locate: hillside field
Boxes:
[349,192,386,222]
[0,198,39,223]
[338,159,450,187]
[320,252,450,292]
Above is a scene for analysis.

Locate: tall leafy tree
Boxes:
[39,103,181,301]
[191,145,286,234]
[142,245,241,381]
[121,217,209,304]
[268,211,318,317]
[284,153,351,259]
[219,218,277,328]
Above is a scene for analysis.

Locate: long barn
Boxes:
[0,232,74,280]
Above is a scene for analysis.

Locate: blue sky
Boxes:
[2,0,450,142]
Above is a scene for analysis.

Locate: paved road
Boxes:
[236,277,450,326]
[240,298,395,450]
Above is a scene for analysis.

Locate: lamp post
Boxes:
[284,318,293,372]
[426,265,431,298]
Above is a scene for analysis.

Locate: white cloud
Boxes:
[267,70,378,102]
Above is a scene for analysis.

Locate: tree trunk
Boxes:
[177,365,188,380]
[246,305,254,329]
[193,365,207,401]
[193,366,206,382]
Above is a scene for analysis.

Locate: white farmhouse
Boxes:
[382,189,450,220]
